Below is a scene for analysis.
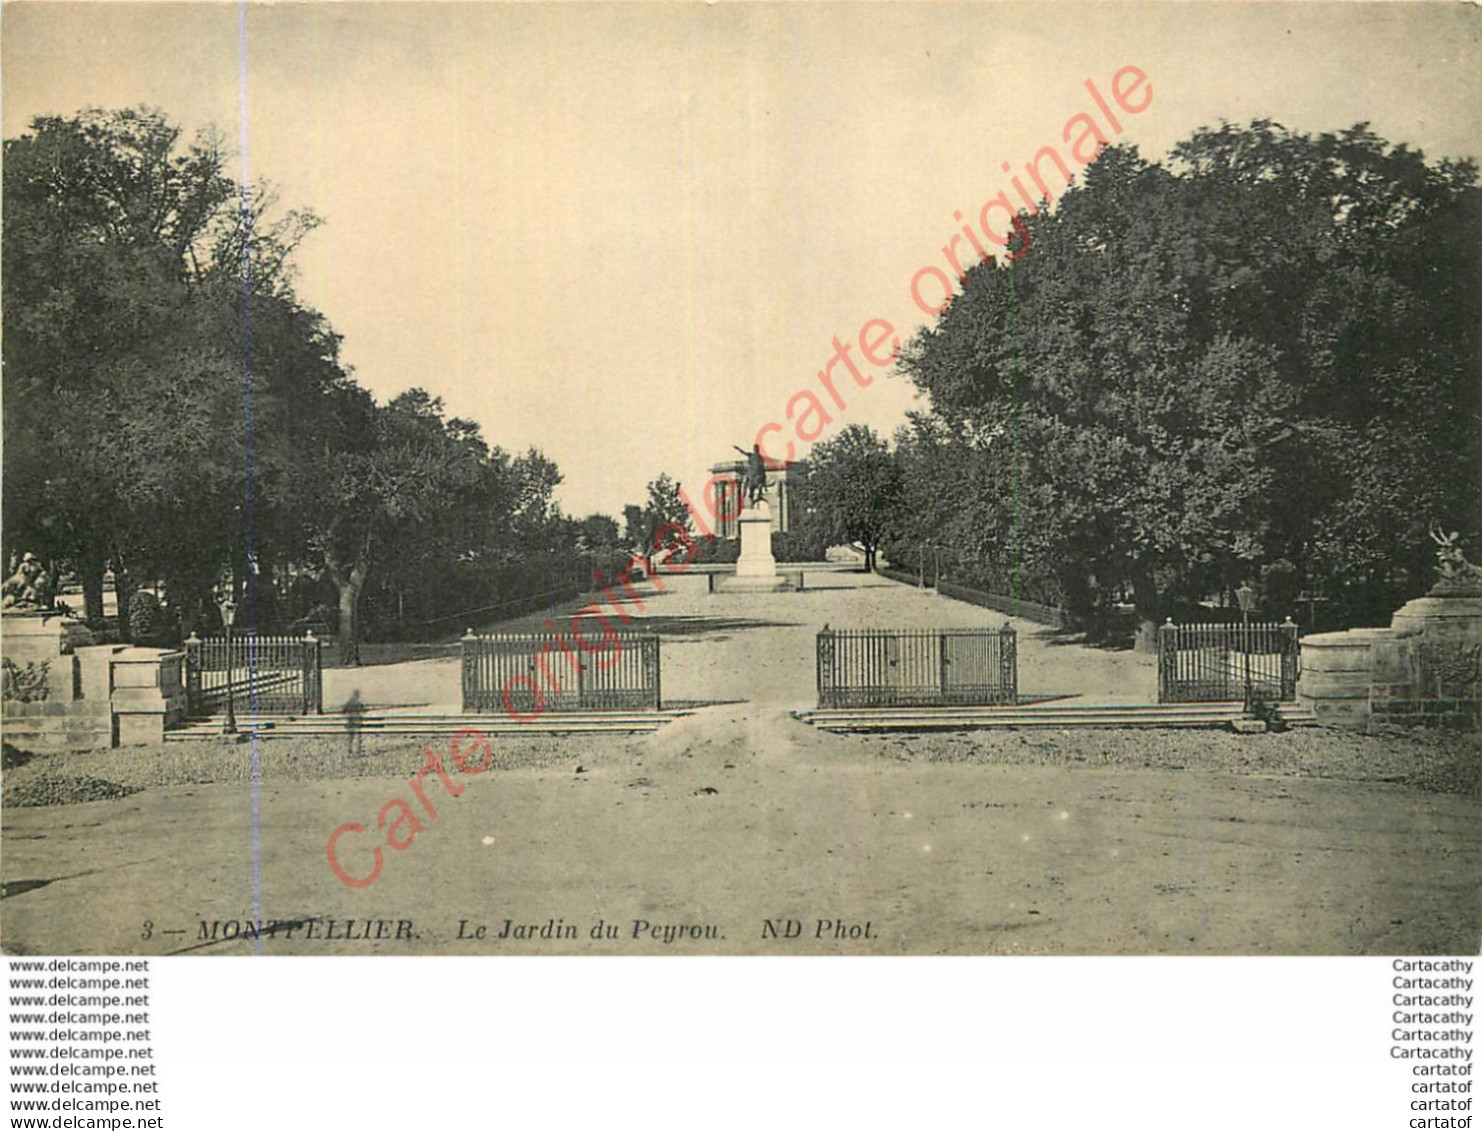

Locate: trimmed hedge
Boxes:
[874,566,1067,627]
[938,580,1066,627]
[876,564,923,588]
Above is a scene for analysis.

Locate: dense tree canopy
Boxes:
[3,107,603,660]
[10,110,1474,658]
[2,107,337,631]
[894,121,1481,645]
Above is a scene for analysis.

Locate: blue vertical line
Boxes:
[238,0,264,955]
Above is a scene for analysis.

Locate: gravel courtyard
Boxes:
[3,572,1479,956]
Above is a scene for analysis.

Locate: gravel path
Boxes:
[5,715,1477,809]
[318,570,1160,712]
[857,725,1482,797]
[4,710,1478,956]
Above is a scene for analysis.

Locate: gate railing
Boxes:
[817,626,1017,709]
[1157,618,1300,703]
[462,631,661,714]
[183,632,323,717]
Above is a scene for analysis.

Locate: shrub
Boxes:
[773,529,828,562]
[702,539,741,565]
[126,590,177,646]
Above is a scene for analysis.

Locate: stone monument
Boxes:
[730,443,770,509]
[3,555,107,747]
[3,552,94,703]
[1297,525,1482,728]
[716,442,793,591]
[727,498,789,590]
[1,552,185,748]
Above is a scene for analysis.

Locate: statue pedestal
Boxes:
[1370,591,1482,728]
[2,609,110,748]
[721,502,792,592]
[2,609,92,701]
[1296,586,1482,729]
[3,610,186,748]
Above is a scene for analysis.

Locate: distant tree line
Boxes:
[783,122,1482,648]
[11,113,1474,658]
[2,108,634,663]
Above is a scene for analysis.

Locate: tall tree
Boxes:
[5,105,581,662]
[4,109,230,619]
[800,425,902,573]
[898,121,1481,646]
[2,107,340,637]
[623,475,692,571]
[309,390,493,664]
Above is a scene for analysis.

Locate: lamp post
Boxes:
[1235,582,1257,715]
[216,588,238,736]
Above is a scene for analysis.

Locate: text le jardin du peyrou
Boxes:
[189,915,876,946]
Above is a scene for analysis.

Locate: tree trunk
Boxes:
[337,578,363,666]
[113,556,136,642]
[327,537,371,667]
[1130,560,1161,654]
[80,546,106,625]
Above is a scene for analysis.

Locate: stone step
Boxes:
[164,709,692,741]
[806,701,1240,717]
[796,703,1317,732]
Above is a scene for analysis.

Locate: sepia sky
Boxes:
[5,2,1480,518]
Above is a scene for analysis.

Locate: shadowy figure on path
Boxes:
[342,689,366,760]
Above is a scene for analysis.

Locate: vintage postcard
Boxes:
[2,1,1479,958]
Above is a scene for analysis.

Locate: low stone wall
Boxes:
[110,647,187,746]
[2,698,112,749]
[1297,629,1389,727]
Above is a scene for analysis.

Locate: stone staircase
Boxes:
[164,701,1318,742]
[794,701,1318,733]
[165,707,694,741]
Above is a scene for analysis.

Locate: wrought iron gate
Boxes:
[462,631,661,714]
[184,632,323,716]
[1157,618,1300,703]
[816,626,1017,708]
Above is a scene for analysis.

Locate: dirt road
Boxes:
[3,704,1478,955]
